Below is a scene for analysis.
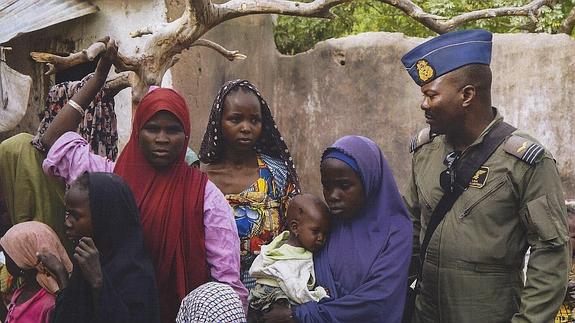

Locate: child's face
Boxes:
[320,158,366,220]
[297,211,330,253]
[221,91,262,152]
[64,180,93,244]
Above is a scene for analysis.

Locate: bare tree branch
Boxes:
[379,0,554,34]
[379,0,445,31]
[114,51,141,72]
[31,41,140,75]
[30,42,106,75]
[214,0,349,23]
[191,39,247,61]
[103,71,136,99]
[560,5,575,34]
[190,0,214,26]
[445,0,553,33]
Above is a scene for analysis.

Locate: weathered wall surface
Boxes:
[490,33,575,197]
[168,10,575,198]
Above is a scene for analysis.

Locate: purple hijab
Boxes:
[294,136,412,323]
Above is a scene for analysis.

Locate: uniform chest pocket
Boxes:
[416,180,441,227]
[458,174,514,220]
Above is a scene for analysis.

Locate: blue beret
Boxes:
[401,29,493,86]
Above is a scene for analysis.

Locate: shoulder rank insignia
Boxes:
[503,135,545,165]
[409,128,432,153]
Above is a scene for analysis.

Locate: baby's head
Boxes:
[286,193,330,253]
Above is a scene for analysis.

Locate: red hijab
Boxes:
[114,88,208,322]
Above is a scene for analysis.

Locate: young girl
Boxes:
[248,194,330,320]
[263,136,413,323]
[200,79,300,290]
[39,172,160,323]
[0,221,72,323]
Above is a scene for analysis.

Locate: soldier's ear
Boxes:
[461,85,476,108]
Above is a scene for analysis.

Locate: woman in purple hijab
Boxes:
[263,135,412,322]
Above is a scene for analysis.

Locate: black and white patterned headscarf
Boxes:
[176,282,246,323]
[199,79,300,190]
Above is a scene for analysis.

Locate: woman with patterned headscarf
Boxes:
[199,80,301,291]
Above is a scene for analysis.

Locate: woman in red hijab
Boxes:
[40,39,247,322]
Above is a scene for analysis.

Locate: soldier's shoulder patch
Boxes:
[503,135,545,165]
[409,128,433,153]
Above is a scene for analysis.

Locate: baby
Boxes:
[248,193,330,319]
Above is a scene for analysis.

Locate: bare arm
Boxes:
[41,38,118,150]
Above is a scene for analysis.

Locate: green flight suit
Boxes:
[403,112,570,323]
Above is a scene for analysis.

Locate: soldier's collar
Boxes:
[461,107,503,151]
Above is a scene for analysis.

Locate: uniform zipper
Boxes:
[416,178,435,213]
[459,176,508,219]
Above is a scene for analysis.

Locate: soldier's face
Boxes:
[320,158,366,221]
[420,74,464,135]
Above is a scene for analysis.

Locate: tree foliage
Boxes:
[274,0,575,55]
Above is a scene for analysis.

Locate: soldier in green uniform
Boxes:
[401,29,570,322]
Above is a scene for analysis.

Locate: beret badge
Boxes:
[416,59,434,83]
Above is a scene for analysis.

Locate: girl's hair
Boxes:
[75,172,91,192]
[199,79,300,190]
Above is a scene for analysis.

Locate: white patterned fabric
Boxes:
[176,282,246,323]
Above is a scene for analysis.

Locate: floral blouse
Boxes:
[226,154,297,289]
